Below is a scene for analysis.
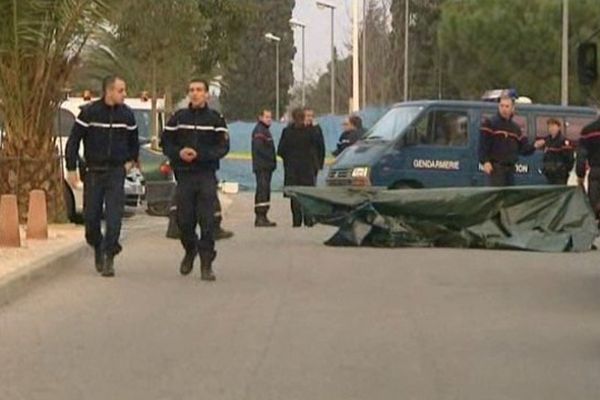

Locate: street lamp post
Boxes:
[403,0,409,102]
[265,33,281,120]
[351,0,360,112]
[317,1,336,114]
[290,19,307,107]
[561,0,569,106]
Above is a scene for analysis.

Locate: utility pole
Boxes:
[561,0,569,105]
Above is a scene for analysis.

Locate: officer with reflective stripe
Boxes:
[479,94,544,186]
[539,118,574,185]
[161,78,230,281]
[576,114,600,218]
[251,109,277,227]
[65,75,139,277]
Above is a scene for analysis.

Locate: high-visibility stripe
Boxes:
[163,125,227,132]
[76,118,89,127]
[254,202,270,208]
[87,122,137,130]
[581,131,600,140]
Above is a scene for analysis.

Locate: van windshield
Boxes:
[364,106,423,141]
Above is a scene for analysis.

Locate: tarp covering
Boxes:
[284,186,599,252]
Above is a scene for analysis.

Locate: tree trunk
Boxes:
[0,135,67,223]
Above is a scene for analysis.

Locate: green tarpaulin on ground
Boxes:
[284,186,599,252]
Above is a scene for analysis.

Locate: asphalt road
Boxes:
[1,193,600,400]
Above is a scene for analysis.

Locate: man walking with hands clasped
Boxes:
[161,79,230,281]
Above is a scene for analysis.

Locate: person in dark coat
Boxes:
[251,109,277,227]
[304,107,326,180]
[277,108,317,227]
[539,118,574,185]
[332,115,363,157]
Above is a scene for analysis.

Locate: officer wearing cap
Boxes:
[479,94,544,186]
[161,78,230,281]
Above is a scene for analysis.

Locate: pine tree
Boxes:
[220,0,296,120]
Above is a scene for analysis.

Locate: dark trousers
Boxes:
[290,198,314,227]
[84,167,125,256]
[254,170,273,216]
[488,163,515,187]
[588,168,600,218]
[175,170,217,254]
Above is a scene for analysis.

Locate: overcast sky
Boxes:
[292,0,354,83]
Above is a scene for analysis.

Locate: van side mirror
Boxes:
[578,42,598,86]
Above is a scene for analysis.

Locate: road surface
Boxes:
[1,193,600,399]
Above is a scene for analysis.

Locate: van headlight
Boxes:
[351,167,370,178]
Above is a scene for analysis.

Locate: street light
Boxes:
[290,18,307,107]
[316,1,336,114]
[265,32,281,120]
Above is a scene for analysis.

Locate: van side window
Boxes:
[415,110,469,147]
[535,116,565,139]
[565,116,596,142]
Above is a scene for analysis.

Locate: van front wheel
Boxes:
[390,181,421,190]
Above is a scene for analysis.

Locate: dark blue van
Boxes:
[327,100,598,188]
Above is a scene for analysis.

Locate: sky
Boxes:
[291,0,354,83]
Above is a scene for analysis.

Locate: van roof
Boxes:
[393,100,597,115]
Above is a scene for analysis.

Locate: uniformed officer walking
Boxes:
[65,75,139,277]
[539,118,574,185]
[251,109,277,227]
[161,79,229,281]
[576,114,600,219]
[479,94,544,186]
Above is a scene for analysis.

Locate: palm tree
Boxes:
[0,0,108,222]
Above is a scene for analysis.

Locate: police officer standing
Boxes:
[66,75,139,277]
[479,94,544,186]
[251,109,277,227]
[576,114,600,219]
[161,79,229,281]
[540,118,574,185]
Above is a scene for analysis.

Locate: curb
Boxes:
[0,240,89,307]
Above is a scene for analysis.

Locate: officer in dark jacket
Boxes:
[332,116,363,157]
[65,75,139,277]
[479,94,544,186]
[576,115,600,218]
[251,109,277,227]
[539,118,574,184]
[304,107,326,179]
[161,79,229,281]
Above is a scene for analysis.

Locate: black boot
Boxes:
[180,248,197,276]
[215,227,234,240]
[102,254,115,277]
[199,250,217,281]
[255,214,277,227]
[94,246,105,273]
